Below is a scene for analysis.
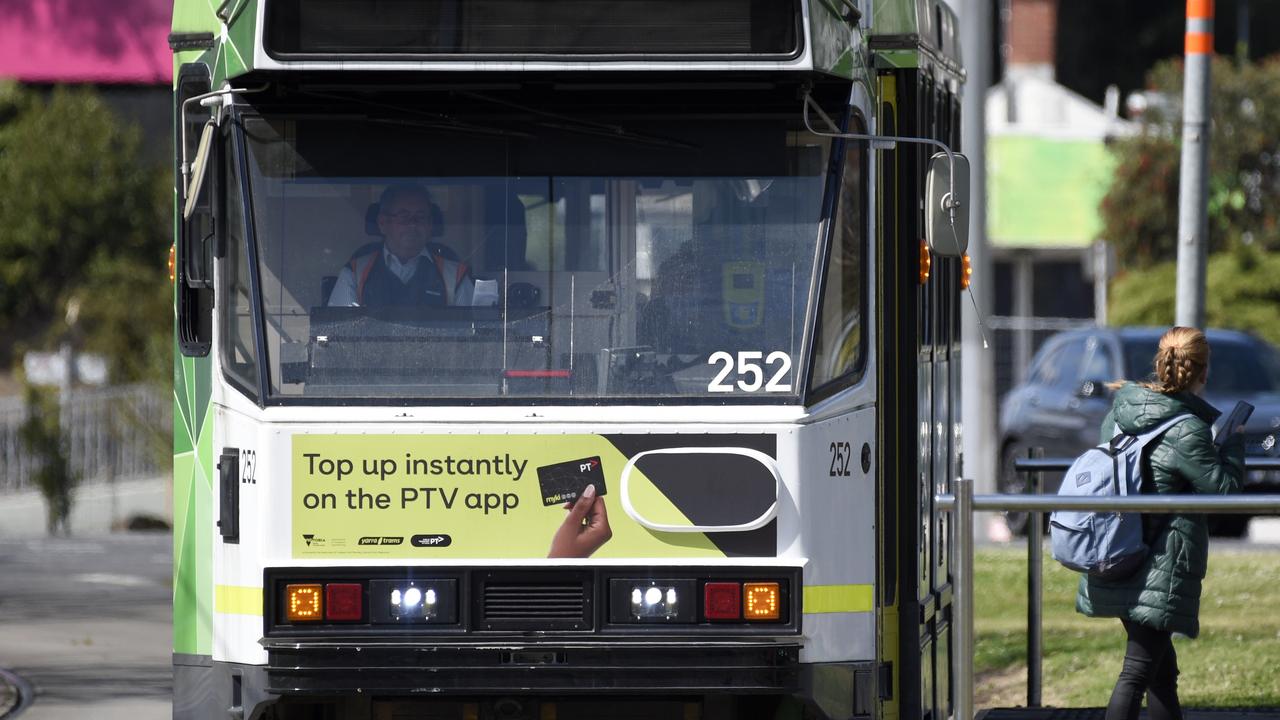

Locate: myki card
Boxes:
[537,456,606,506]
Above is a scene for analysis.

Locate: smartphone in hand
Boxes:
[1211,401,1253,447]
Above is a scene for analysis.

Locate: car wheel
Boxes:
[1208,515,1250,538]
[999,443,1030,536]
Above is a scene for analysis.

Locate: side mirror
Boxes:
[183,120,215,220]
[181,120,216,290]
[924,152,970,257]
[1077,380,1110,399]
[175,62,215,358]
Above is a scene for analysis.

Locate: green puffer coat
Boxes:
[1075,382,1244,638]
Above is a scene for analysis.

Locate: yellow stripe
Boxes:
[215,585,264,616]
[803,584,874,614]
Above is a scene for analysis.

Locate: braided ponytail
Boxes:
[1139,326,1209,394]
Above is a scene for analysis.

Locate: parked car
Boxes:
[999,327,1280,536]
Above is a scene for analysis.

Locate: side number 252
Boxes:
[707,351,793,393]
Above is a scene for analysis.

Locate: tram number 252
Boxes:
[829,441,853,477]
[707,351,793,393]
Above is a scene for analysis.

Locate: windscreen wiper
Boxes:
[458,91,697,150]
[296,89,533,139]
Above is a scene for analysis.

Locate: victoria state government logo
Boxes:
[301,534,327,547]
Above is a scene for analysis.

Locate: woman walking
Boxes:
[1078,326,1244,720]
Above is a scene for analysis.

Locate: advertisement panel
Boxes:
[291,433,778,559]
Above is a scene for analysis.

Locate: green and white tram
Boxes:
[169,1,968,718]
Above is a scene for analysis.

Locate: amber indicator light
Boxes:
[285,584,323,622]
[919,240,932,284]
[743,582,781,621]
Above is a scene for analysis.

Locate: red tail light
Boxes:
[703,582,741,621]
[325,583,364,621]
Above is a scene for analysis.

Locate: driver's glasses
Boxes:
[384,211,430,226]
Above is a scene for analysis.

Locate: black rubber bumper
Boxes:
[263,640,801,694]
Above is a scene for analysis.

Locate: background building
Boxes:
[985,0,1135,399]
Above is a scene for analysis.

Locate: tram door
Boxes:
[922,69,961,720]
[877,67,960,720]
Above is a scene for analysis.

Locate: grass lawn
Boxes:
[975,546,1280,708]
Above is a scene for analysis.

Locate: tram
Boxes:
[168,1,967,719]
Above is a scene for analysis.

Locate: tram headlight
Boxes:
[608,579,695,623]
[391,584,435,618]
[632,584,678,619]
[370,579,457,624]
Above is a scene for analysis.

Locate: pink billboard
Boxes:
[0,0,172,84]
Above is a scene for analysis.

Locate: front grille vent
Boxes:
[478,579,591,631]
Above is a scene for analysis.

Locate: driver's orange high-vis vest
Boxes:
[351,249,470,306]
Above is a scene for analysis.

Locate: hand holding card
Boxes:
[547,484,613,558]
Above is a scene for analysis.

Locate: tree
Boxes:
[1103,57,1280,343]
[0,85,170,383]
[19,383,76,536]
[0,86,174,528]
[1110,245,1280,346]
[1101,56,1280,268]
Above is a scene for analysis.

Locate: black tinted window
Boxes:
[266,0,799,57]
[1123,337,1280,394]
[1122,339,1159,382]
[1206,341,1280,394]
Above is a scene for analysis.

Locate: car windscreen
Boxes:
[1123,337,1280,395]
[237,104,836,401]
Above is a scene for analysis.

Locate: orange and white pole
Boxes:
[1175,0,1213,328]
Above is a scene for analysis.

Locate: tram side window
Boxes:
[809,137,867,394]
[222,146,261,399]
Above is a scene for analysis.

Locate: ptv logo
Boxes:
[580,459,599,473]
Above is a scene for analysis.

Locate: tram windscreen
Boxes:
[237,98,838,401]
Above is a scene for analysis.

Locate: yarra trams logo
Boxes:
[301,534,452,547]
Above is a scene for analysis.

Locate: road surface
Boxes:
[0,533,170,719]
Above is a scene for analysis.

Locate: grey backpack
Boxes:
[1049,414,1193,580]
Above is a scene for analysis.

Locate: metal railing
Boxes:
[936,466,1280,720]
[0,384,170,492]
[1012,455,1280,708]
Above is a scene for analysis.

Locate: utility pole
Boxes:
[958,0,996,498]
[1236,0,1249,63]
[1175,0,1213,328]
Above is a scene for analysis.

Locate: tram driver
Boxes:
[327,183,482,308]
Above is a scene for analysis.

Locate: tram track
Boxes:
[0,667,34,719]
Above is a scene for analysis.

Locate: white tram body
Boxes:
[169,1,966,718]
